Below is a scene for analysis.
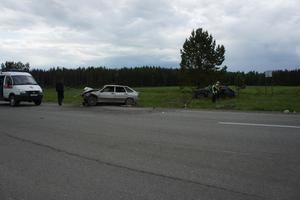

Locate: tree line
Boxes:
[222,70,300,86]
[28,67,300,87]
[30,66,180,87]
[1,61,30,72]
[1,62,300,87]
[1,62,299,87]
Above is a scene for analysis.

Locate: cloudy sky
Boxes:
[0,0,299,71]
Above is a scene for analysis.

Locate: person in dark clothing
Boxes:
[55,80,64,106]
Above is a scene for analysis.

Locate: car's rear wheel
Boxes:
[125,98,134,106]
[87,95,97,106]
[195,93,205,99]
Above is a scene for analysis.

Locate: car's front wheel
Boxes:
[87,95,97,106]
[9,95,18,107]
[34,100,42,106]
[125,98,135,106]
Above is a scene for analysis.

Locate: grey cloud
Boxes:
[100,54,178,68]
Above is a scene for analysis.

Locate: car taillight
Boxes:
[4,84,13,89]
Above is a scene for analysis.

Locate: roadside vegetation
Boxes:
[43,86,300,112]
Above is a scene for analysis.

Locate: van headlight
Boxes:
[20,90,27,95]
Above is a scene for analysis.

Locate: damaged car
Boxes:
[82,85,139,106]
[194,85,235,99]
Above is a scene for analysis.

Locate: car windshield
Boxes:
[125,87,135,93]
[12,75,37,85]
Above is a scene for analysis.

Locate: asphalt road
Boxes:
[0,103,300,200]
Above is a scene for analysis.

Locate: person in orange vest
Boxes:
[212,81,220,103]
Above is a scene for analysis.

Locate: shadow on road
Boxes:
[0,102,37,107]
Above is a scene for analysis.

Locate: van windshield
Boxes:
[12,75,37,85]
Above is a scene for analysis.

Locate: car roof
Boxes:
[104,84,130,87]
[0,71,32,76]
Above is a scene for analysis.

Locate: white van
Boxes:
[0,71,43,106]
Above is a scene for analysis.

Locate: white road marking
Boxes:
[219,122,300,129]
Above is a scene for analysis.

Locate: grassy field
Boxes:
[43,86,300,112]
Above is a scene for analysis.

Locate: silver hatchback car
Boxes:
[82,85,139,106]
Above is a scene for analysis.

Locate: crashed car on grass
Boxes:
[82,84,139,106]
[194,85,235,99]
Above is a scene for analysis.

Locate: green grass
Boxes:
[43,88,83,104]
[43,86,300,112]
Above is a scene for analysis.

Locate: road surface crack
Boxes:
[3,132,265,200]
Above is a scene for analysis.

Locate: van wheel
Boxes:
[87,95,97,106]
[125,98,134,106]
[34,100,42,106]
[9,95,18,107]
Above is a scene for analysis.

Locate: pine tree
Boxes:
[180,28,225,86]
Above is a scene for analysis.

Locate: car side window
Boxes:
[116,87,126,93]
[102,86,114,92]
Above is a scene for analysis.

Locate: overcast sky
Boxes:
[0,0,299,71]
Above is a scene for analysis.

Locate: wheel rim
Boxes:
[10,96,15,106]
[88,96,97,106]
[126,98,134,105]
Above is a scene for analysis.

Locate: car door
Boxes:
[3,76,13,99]
[0,75,4,99]
[98,86,115,103]
[115,86,127,103]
